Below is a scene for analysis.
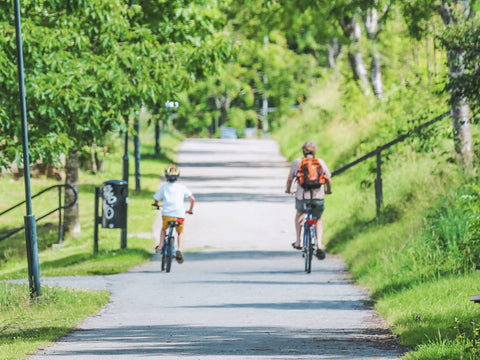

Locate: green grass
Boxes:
[0,282,109,360]
[274,73,480,359]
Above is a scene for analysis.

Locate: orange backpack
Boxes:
[296,157,326,190]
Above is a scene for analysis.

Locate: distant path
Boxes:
[28,139,404,359]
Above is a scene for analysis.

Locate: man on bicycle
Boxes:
[285,141,332,260]
[153,164,195,263]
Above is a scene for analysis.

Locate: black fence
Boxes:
[0,184,77,243]
[331,111,450,219]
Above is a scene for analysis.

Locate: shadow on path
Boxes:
[38,325,402,358]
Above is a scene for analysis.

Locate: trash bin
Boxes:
[101,180,128,229]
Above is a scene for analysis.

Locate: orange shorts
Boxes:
[161,216,185,234]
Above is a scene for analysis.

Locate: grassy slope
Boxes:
[275,70,480,359]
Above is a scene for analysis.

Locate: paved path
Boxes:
[28,139,404,359]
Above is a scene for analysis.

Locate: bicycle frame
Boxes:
[161,221,179,273]
[303,201,317,274]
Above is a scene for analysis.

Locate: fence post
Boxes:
[58,186,63,244]
[94,187,100,254]
[375,147,383,219]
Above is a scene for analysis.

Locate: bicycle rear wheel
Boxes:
[304,225,313,273]
[165,236,174,272]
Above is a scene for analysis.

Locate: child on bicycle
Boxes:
[153,164,195,263]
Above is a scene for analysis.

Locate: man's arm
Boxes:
[285,178,293,194]
[325,177,332,194]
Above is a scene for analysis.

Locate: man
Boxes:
[285,141,332,260]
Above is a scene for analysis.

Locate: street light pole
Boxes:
[14,0,41,298]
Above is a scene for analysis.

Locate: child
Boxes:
[153,164,195,263]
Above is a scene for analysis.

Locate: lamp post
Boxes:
[134,107,141,193]
[14,0,41,297]
[261,35,269,135]
[155,112,161,156]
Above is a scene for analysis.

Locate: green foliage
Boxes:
[0,0,231,168]
[440,14,480,113]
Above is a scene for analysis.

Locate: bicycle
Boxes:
[159,219,182,273]
[153,204,191,273]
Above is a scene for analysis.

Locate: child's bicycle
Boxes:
[153,205,190,273]
[159,219,182,273]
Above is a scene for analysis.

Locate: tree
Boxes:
[400,0,476,164]
[0,0,232,235]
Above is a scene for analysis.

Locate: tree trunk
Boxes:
[90,143,97,173]
[340,14,370,96]
[215,91,231,126]
[451,99,473,163]
[370,53,383,98]
[439,0,473,164]
[63,150,81,235]
[326,38,340,69]
[362,7,383,99]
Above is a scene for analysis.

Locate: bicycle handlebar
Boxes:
[152,203,193,215]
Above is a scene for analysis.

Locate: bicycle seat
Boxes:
[167,221,180,226]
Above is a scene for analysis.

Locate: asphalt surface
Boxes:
[27,139,405,359]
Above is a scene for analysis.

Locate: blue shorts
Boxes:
[295,199,325,219]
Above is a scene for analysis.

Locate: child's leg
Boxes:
[159,228,166,248]
[177,231,184,251]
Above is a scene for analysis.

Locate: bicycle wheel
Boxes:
[165,236,174,273]
[304,225,313,273]
[161,246,166,271]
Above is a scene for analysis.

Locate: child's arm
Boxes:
[186,195,195,214]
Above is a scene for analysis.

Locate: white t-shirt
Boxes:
[153,182,192,218]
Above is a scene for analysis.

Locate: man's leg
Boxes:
[315,218,324,249]
[295,211,304,247]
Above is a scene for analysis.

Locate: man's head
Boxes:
[302,141,317,156]
[165,164,180,182]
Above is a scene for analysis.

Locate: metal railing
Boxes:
[331,111,450,219]
[0,184,78,243]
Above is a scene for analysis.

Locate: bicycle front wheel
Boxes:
[166,237,174,273]
[304,225,313,274]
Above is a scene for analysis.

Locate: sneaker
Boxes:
[315,249,326,260]
[155,245,161,253]
[176,250,184,264]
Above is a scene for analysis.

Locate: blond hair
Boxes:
[301,141,317,156]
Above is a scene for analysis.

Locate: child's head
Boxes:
[165,164,180,182]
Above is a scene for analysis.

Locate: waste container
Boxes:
[101,180,128,229]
